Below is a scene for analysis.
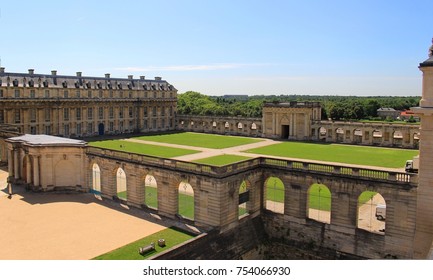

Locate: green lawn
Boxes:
[145,186,158,208]
[89,139,199,158]
[178,192,194,219]
[192,154,252,166]
[266,177,285,203]
[358,191,378,205]
[133,132,263,149]
[308,184,331,211]
[245,142,418,168]
[92,227,196,260]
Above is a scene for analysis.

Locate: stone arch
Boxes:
[178,181,194,220]
[212,121,217,127]
[91,163,101,194]
[392,130,403,146]
[319,127,327,140]
[251,123,257,130]
[335,127,344,142]
[144,174,158,209]
[413,132,420,148]
[357,191,386,235]
[372,129,383,145]
[237,122,243,129]
[353,128,363,143]
[115,167,127,200]
[238,179,251,218]
[264,176,284,214]
[307,183,331,224]
[224,121,230,128]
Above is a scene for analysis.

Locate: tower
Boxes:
[412,39,433,259]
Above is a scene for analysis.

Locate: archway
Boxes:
[372,130,383,145]
[392,130,403,146]
[116,167,127,200]
[91,163,101,194]
[144,174,158,209]
[319,127,327,141]
[239,180,250,218]
[178,181,194,220]
[357,191,386,235]
[307,183,331,224]
[237,122,243,129]
[335,128,344,142]
[353,129,362,143]
[265,177,284,214]
[98,123,105,136]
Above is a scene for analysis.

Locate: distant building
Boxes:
[0,67,177,138]
[377,107,401,119]
[400,110,420,122]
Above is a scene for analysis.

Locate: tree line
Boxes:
[177,91,420,121]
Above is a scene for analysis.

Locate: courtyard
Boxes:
[0,167,176,260]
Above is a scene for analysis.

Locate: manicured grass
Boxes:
[92,227,196,260]
[309,184,331,211]
[133,132,263,149]
[192,154,252,166]
[145,186,158,208]
[89,139,199,158]
[117,191,127,200]
[178,192,194,219]
[358,191,378,205]
[245,142,418,168]
[266,177,285,203]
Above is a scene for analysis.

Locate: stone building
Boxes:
[262,101,321,140]
[6,134,87,191]
[0,67,177,138]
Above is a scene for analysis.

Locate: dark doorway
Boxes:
[281,125,289,139]
[98,123,105,136]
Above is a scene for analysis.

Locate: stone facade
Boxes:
[6,135,87,191]
[262,101,321,140]
[412,44,433,259]
[0,67,177,140]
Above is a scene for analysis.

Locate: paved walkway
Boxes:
[124,138,405,172]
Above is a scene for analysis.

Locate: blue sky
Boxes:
[0,0,432,96]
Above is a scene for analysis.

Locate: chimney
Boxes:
[76,72,82,77]
[105,73,110,78]
[0,67,4,74]
[128,75,133,79]
[155,77,162,81]
[28,69,34,75]
[51,70,57,76]
[140,76,145,80]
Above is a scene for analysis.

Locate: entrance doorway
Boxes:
[98,123,104,136]
[281,125,290,139]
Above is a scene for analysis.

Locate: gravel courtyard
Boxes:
[0,168,167,260]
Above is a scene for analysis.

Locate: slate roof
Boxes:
[7,134,87,146]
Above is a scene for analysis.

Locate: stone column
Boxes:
[8,149,14,177]
[412,40,433,259]
[14,149,19,180]
[26,156,32,184]
[33,156,40,187]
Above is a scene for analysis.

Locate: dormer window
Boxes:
[13,79,19,87]
[151,84,156,90]
[87,81,92,89]
[29,80,35,87]
[143,84,148,90]
[43,80,49,87]
[97,82,102,89]
[160,84,164,90]
[117,83,122,89]
[127,83,132,90]
[62,81,68,88]
[107,83,112,89]
[75,81,80,88]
